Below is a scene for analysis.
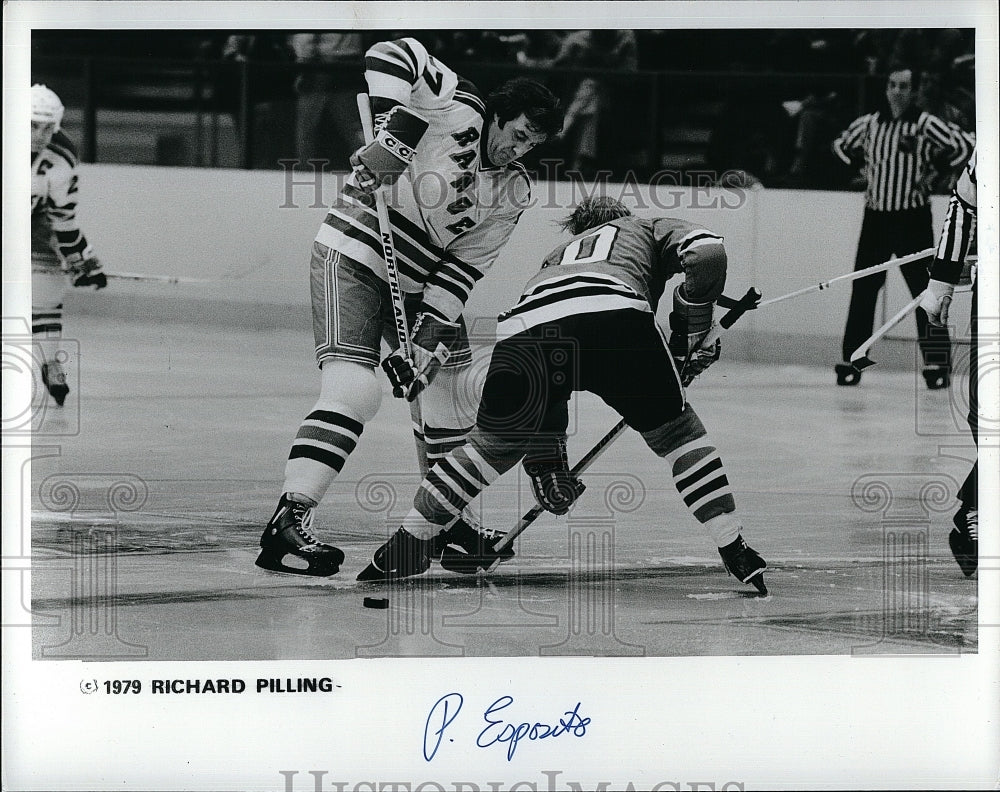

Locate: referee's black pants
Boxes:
[959,279,977,511]
[841,205,952,369]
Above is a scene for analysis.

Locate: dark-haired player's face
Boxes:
[485,113,547,167]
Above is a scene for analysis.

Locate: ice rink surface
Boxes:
[26,314,979,659]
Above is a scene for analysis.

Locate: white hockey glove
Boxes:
[67,256,107,290]
[381,312,460,402]
[522,435,585,515]
[918,279,955,327]
[350,105,429,193]
[667,285,720,385]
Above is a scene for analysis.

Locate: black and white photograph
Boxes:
[3,1,998,789]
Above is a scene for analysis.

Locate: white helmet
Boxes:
[31,84,64,130]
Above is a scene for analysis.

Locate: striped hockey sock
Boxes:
[407,444,502,538]
[33,304,63,336]
[666,439,740,546]
[424,423,473,471]
[284,409,364,504]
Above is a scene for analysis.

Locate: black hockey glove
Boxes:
[667,285,719,385]
[350,105,429,193]
[67,256,107,290]
[382,312,460,401]
[522,435,586,515]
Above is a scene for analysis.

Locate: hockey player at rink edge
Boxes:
[918,147,979,578]
[256,37,563,576]
[356,196,769,594]
[31,84,108,407]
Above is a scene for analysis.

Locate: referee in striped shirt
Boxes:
[832,64,971,388]
[920,148,978,575]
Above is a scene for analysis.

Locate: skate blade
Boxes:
[746,572,768,596]
[255,548,343,577]
[356,562,386,582]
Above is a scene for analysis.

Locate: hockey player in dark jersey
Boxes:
[356,196,768,594]
[30,84,107,406]
[256,37,562,576]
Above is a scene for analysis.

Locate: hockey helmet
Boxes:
[31,84,64,130]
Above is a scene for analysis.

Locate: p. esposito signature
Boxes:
[424,692,591,762]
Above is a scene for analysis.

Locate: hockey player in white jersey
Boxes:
[30,84,107,406]
[257,37,563,576]
[355,196,768,594]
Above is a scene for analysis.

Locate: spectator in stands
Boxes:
[289,32,365,169]
[784,87,853,189]
[217,34,297,169]
[518,30,637,177]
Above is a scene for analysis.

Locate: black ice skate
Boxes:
[255,495,344,576]
[718,535,768,595]
[922,365,951,391]
[356,527,432,582]
[835,362,861,386]
[438,517,515,575]
[949,507,978,577]
[41,361,69,406]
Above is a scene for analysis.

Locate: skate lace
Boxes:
[291,503,320,545]
[966,510,978,540]
[463,509,505,543]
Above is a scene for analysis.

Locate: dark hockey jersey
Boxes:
[496,215,726,339]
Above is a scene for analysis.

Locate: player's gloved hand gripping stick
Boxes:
[355,94,451,404]
[485,287,762,571]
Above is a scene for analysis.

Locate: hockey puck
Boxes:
[363,597,389,609]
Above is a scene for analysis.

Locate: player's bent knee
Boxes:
[319,359,382,423]
[467,426,525,475]
[641,404,707,457]
[420,368,477,429]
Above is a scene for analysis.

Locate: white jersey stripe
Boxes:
[496,293,651,340]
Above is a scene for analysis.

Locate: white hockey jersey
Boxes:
[314,37,532,322]
[31,130,93,264]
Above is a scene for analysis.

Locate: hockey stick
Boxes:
[486,419,630,570]
[104,271,211,284]
[755,247,934,309]
[849,292,925,371]
[488,287,762,569]
[357,94,412,360]
[358,93,449,477]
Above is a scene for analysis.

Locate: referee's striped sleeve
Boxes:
[930,150,977,284]
[832,114,870,165]
[923,113,969,167]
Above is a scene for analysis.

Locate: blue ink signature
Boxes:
[424,693,591,762]
[423,693,464,761]
[477,696,590,760]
